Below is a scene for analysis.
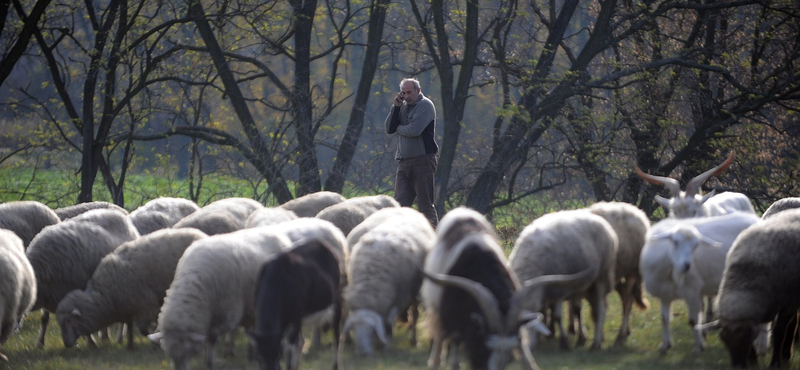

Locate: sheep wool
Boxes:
[0,201,60,249]
[129,197,200,235]
[0,229,36,361]
[56,228,207,348]
[280,191,346,217]
[173,197,262,235]
[55,201,128,220]
[246,207,299,228]
[316,195,400,236]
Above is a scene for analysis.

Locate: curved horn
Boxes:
[422,269,503,334]
[505,269,594,332]
[685,153,734,197]
[634,164,682,197]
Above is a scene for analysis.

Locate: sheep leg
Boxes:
[126,321,135,349]
[409,304,419,347]
[614,279,634,346]
[223,330,235,358]
[686,294,706,353]
[205,335,217,369]
[569,298,587,346]
[446,339,460,370]
[427,335,443,368]
[37,309,49,348]
[552,300,570,350]
[588,285,607,351]
[769,308,799,368]
[658,299,672,354]
[310,326,323,351]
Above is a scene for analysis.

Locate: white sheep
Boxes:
[761,197,800,220]
[147,227,292,370]
[55,201,128,220]
[0,229,37,361]
[315,195,400,236]
[245,207,299,228]
[0,201,60,249]
[509,209,618,350]
[56,228,207,349]
[342,207,435,356]
[280,191,346,217]
[586,201,650,346]
[696,209,800,367]
[129,197,200,235]
[173,197,263,235]
[26,208,140,347]
[639,211,759,353]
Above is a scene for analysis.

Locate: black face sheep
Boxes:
[639,211,759,354]
[56,228,207,349]
[342,207,435,356]
[147,227,292,370]
[587,201,650,346]
[250,239,343,370]
[696,209,800,367]
[26,208,140,347]
[0,200,60,249]
[129,197,200,235]
[173,197,262,235]
[54,201,128,220]
[279,191,346,218]
[509,209,618,351]
[761,197,800,220]
[421,207,586,370]
[0,229,37,361]
[315,195,400,236]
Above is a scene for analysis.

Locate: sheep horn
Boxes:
[685,153,734,197]
[505,269,594,332]
[422,269,503,334]
[634,164,682,197]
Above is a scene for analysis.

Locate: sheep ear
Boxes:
[699,235,723,248]
[700,190,716,204]
[694,320,721,332]
[188,332,206,343]
[71,308,81,317]
[147,332,163,345]
[519,311,551,336]
[651,230,673,240]
[655,195,671,208]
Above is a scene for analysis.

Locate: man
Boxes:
[385,78,439,228]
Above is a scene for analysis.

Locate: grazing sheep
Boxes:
[26,209,140,347]
[315,195,399,236]
[246,207,299,228]
[129,197,200,235]
[761,197,800,220]
[635,153,753,218]
[639,211,759,354]
[0,201,60,249]
[173,197,263,235]
[147,227,292,370]
[55,201,128,220]
[421,207,587,370]
[0,229,37,361]
[251,239,343,370]
[56,228,207,349]
[587,201,650,346]
[280,191,346,217]
[696,209,800,367]
[509,209,618,350]
[342,207,435,356]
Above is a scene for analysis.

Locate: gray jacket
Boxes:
[384,93,438,160]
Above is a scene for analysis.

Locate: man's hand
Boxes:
[393,92,403,107]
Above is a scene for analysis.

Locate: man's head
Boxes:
[400,78,421,105]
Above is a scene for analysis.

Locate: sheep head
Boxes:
[635,153,734,218]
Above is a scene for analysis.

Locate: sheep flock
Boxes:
[0,176,798,369]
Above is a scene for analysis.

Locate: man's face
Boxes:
[400,82,420,105]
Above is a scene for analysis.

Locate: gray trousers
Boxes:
[394,153,439,228]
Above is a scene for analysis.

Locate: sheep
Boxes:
[635,153,754,218]
[342,207,435,356]
[0,229,37,362]
[696,209,800,367]
[420,207,586,370]
[147,227,293,370]
[246,207,299,228]
[173,197,263,235]
[587,201,650,346]
[509,209,618,351]
[25,208,140,347]
[0,200,60,249]
[639,211,759,354]
[760,197,800,220]
[280,191,346,217]
[129,197,200,235]
[250,239,343,370]
[55,201,128,220]
[55,228,207,349]
[315,195,400,236]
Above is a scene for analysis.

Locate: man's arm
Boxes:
[385,105,401,134]
[395,99,434,137]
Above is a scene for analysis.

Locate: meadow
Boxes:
[2,291,796,370]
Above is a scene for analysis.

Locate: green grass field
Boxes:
[2,292,796,370]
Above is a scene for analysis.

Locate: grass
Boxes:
[3,293,798,370]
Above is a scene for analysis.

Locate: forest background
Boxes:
[0,0,798,224]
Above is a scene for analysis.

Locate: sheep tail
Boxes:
[633,281,649,310]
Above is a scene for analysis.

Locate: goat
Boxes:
[249,239,342,370]
[635,153,753,218]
